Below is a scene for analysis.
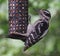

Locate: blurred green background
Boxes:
[0,0,60,56]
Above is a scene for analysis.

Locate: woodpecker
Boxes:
[24,9,51,50]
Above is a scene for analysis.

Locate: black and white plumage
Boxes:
[24,9,51,50]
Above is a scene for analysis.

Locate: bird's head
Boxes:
[38,9,51,21]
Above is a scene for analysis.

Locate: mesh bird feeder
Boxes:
[9,0,28,41]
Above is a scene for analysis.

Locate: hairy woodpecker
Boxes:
[24,9,51,50]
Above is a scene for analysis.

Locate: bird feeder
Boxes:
[9,0,28,41]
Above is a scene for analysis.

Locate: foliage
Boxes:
[0,0,60,56]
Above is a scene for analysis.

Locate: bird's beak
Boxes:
[33,8,40,13]
[36,9,43,14]
[32,7,42,13]
[36,9,41,13]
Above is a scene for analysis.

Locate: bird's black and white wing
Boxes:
[24,20,49,51]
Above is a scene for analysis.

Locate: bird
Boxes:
[24,9,51,51]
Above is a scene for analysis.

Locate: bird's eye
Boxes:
[43,10,51,18]
[44,11,49,16]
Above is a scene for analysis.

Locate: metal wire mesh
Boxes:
[9,0,28,40]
